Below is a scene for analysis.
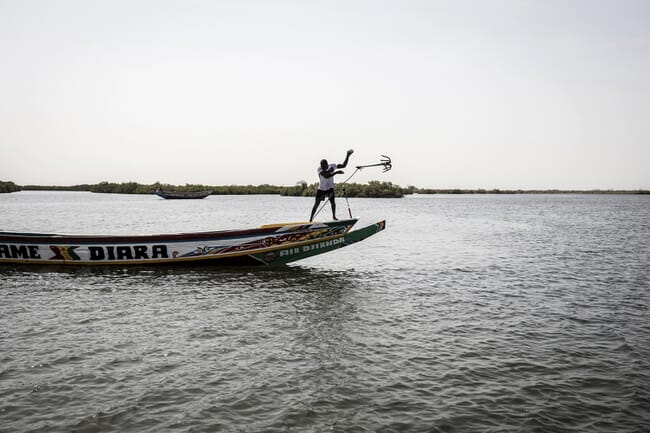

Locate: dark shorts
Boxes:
[315,188,335,201]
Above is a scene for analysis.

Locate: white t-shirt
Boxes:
[318,163,338,190]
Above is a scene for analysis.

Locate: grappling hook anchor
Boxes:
[356,155,392,173]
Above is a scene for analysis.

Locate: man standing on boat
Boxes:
[310,149,354,222]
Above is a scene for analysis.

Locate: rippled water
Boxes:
[1,191,649,432]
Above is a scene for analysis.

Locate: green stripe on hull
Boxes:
[250,220,386,265]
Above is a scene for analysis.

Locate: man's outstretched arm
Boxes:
[337,149,354,168]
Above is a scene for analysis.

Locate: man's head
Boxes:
[320,159,328,170]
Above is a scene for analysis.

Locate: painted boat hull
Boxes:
[0,219,386,267]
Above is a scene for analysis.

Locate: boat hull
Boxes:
[0,219,385,267]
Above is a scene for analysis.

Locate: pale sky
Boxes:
[1,0,649,190]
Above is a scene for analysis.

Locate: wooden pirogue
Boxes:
[0,219,386,267]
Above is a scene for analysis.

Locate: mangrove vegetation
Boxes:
[0,181,20,193]
[2,180,648,196]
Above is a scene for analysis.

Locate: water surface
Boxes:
[1,192,649,432]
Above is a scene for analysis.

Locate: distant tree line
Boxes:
[279,181,409,198]
[414,188,650,195]
[2,180,648,196]
[89,181,411,198]
[19,184,92,192]
[0,181,20,193]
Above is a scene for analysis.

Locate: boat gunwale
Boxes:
[0,219,358,244]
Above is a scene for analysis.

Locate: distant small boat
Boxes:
[154,189,212,199]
